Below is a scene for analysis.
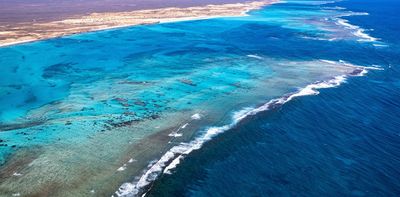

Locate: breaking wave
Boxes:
[114,62,381,197]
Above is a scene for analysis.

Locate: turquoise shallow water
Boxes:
[0,0,396,196]
[146,0,400,196]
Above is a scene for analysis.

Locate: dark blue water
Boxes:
[146,0,400,196]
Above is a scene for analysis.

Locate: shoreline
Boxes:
[0,0,277,48]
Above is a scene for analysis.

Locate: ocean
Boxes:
[0,0,399,196]
[146,0,400,196]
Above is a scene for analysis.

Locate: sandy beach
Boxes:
[0,1,276,47]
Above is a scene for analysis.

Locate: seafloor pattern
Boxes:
[0,0,393,196]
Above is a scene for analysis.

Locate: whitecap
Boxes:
[115,62,380,197]
[128,158,137,163]
[117,164,127,172]
[338,60,383,71]
[373,43,388,47]
[13,172,23,176]
[247,54,264,60]
[301,36,335,41]
[191,113,202,120]
[168,123,189,137]
[320,59,338,64]
[335,18,358,30]
[168,133,183,137]
[333,13,379,43]
[353,29,378,42]
[163,155,185,174]
[181,123,189,129]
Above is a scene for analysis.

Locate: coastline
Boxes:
[0,0,396,196]
[0,2,284,196]
[0,1,276,48]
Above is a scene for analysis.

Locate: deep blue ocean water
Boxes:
[146,0,400,196]
[0,0,399,196]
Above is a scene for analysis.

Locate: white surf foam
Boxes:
[168,133,183,137]
[353,29,378,42]
[328,6,346,10]
[338,60,383,71]
[191,113,202,120]
[300,9,378,44]
[181,123,189,129]
[372,43,388,47]
[115,63,380,197]
[168,123,190,137]
[321,60,382,73]
[336,18,358,29]
[301,36,337,41]
[247,54,264,60]
[333,13,379,43]
[117,164,127,172]
[12,172,23,176]
[320,59,337,64]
